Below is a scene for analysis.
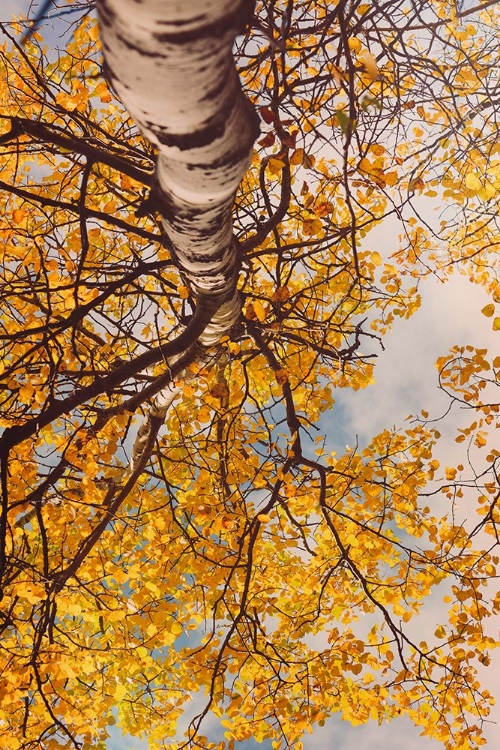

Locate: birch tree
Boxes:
[0,1,499,749]
[95,0,260,471]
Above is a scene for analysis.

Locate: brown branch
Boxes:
[0,259,170,343]
[377,0,500,31]
[0,293,224,455]
[3,117,153,186]
[0,179,160,242]
[249,324,302,458]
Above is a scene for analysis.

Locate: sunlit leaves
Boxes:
[0,0,499,749]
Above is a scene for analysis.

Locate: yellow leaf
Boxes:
[178,284,190,299]
[197,406,211,423]
[169,621,183,636]
[465,172,482,191]
[481,304,495,317]
[370,251,382,266]
[494,317,500,331]
[107,609,126,622]
[253,299,267,322]
[445,467,457,480]
[362,51,378,80]
[115,684,127,700]
[257,513,271,523]
[18,383,35,404]
[89,23,99,42]
[358,157,372,174]
[58,662,77,679]
[15,582,44,604]
[55,90,78,112]
[478,182,496,200]
[384,171,398,186]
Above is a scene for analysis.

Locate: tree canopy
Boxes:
[0,1,499,749]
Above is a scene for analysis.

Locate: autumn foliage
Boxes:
[0,1,499,749]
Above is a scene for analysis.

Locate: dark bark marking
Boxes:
[153,121,226,150]
[153,0,255,44]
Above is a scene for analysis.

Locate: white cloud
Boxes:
[327,273,496,449]
[313,268,500,750]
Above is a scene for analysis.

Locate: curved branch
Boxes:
[0,179,160,242]
[0,293,223,454]
[2,117,153,185]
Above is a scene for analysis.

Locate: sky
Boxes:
[103,265,500,748]
[2,2,499,749]
[311,232,500,750]
[102,193,500,749]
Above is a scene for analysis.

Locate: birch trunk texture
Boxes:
[95,0,259,468]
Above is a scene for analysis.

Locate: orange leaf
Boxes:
[290,148,305,166]
[267,157,285,175]
[275,369,288,385]
[271,286,290,303]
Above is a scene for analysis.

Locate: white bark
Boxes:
[96,0,258,469]
[97,0,257,297]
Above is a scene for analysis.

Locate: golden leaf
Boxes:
[253,299,267,322]
[362,51,379,80]
[267,157,285,174]
[465,172,482,191]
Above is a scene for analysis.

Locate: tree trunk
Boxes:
[96,0,259,465]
